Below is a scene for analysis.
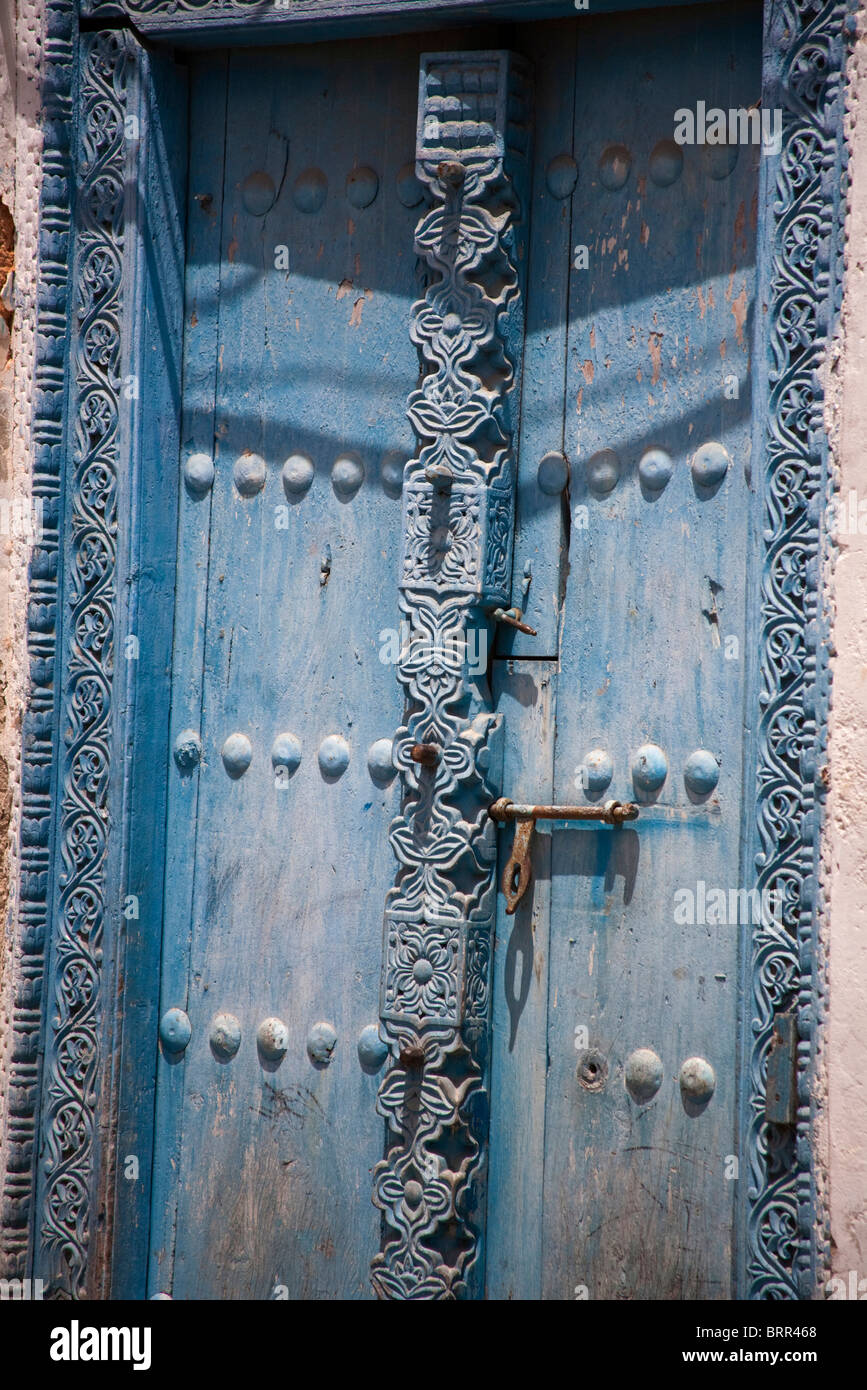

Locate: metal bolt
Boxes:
[410,742,441,768]
[437,160,465,188]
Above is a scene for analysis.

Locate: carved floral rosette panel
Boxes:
[370,52,531,1301]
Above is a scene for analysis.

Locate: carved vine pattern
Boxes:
[370,52,530,1301]
[81,0,372,11]
[37,28,128,1298]
[747,0,850,1299]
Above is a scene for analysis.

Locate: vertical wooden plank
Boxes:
[499,19,576,659]
[152,37,424,1299]
[540,2,761,1300]
[486,17,575,1299]
[108,43,189,1300]
[147,51,228,1298]
[486,660,556,1300]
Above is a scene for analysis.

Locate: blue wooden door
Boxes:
[486,2,762,1300]
[146,4,763,1301]
[149,38,428,1300]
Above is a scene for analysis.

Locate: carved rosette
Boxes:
[36,29,130,1298]
[371,52,531,1300]
[747,0,851,1299]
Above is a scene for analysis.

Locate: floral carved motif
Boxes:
[371,51,531,1301]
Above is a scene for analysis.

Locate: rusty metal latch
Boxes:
[489,797,639,914]
[487,605,537,636]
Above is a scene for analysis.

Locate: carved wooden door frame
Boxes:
[0,0,852,1299]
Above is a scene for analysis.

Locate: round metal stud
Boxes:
[271,731,302,777]
[546,153,578,200]
[684,749,720,797]
[581,748,614,795]
[380,450,407,498]
[679,1056,716,1106]
[307,1020,337,1065]
[257,1016,289,1063]
[346,165,379,209]
[703,143,738,181]
[293,167,328,213]
[367,738,396,785]
[395,162,424,208]
[318,734,350,778]
[537,451,569,496]
[281,453,314,498]
[649,139,684,187]
[221,732,253,779]
[233,451,267,497]
[357,1024,389,1071]
[625,1047,664,1104]
[184,452,215,498]
[638,447,673,492]
[173,729,202,772]
[160,1007,191,1055]
[331,452,364,500]
[586,448,620,496]
[242,170,277,216]
[691,440,730,487]
[210,1013,241,1060]
[598,144,632,191]
[632,743,668,794]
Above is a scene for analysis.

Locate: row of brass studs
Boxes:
[173,730,396,784]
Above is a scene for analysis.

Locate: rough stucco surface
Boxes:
[0,0,44,1169]
[827,12,867,1289]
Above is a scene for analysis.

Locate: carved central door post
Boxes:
[371,52,532,1300]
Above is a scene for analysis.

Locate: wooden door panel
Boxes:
[489,0,762,1300]
[140,7,764,1300]
[150,39,423,1300]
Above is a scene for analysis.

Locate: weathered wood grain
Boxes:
[537,1,760,1300]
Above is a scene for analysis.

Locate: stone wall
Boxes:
[825,6,867,1293]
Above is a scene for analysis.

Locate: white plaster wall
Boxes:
[826,9,867,1291]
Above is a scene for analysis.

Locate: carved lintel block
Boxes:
[416,50,532,183]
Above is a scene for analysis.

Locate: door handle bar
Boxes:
[489,796,639,915]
